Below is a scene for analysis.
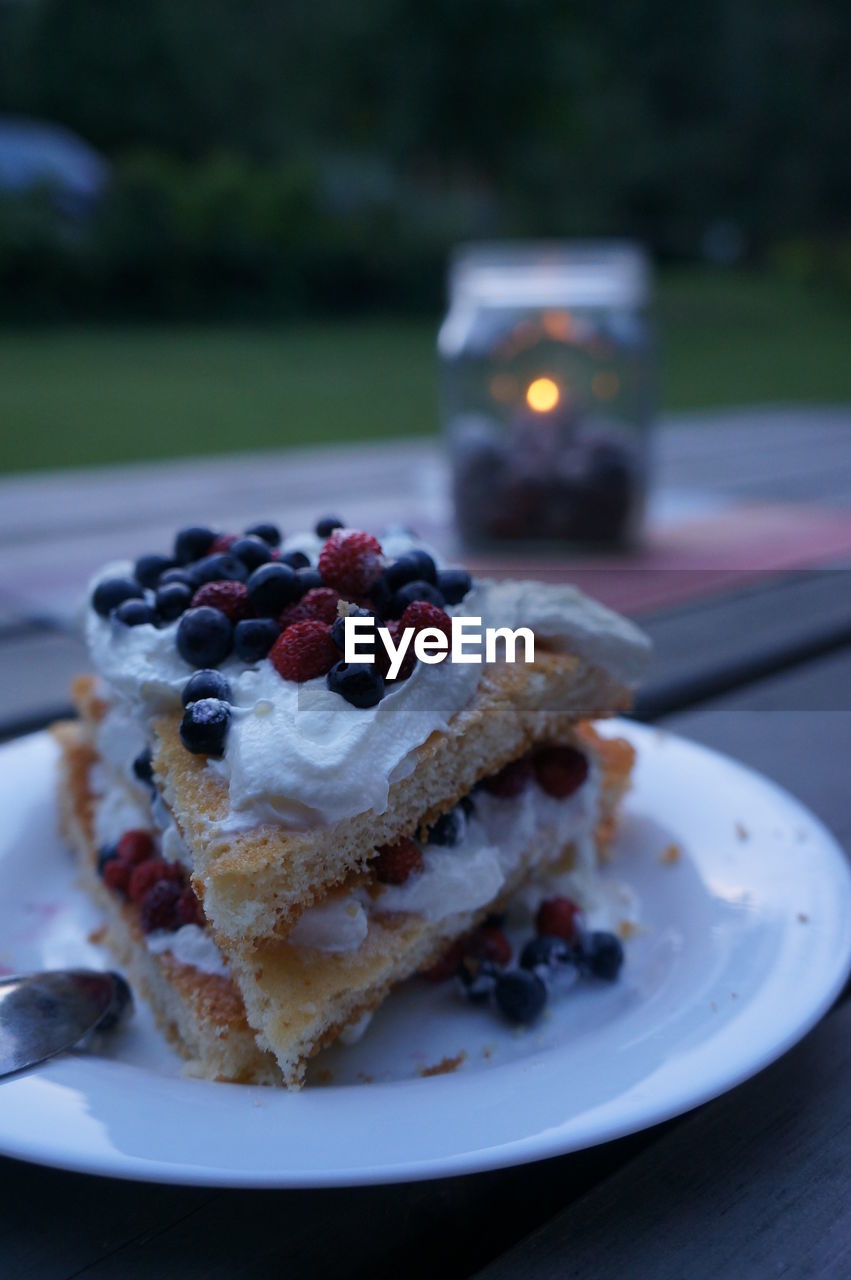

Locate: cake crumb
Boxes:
[357,1072,374,1084]
[420,1051,467,1078]
[313,1067,334,1086]
[735,822,749,841]
[88,925,108,945]
[618,919,641,941]
[797,912,809,924]
[660,843,682,865]
[482,1044,496,1059]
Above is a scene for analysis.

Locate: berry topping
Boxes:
[467,924,512,967]
[96,842,119,875]
[457,957,499,1004]
[176,606,233,667]
[427,804,467,847]
[158,568,197,590]
[330,604,377,652]
[279,586,340,629]
[209,532,237,554]
[113,599,158,627]
[155,582,193,621]
[246,563,301,616]
[191,580,252,622]
[269,620,338,682]
[576,931,624,981]
[318,529,384,596]
[391,579,445,615]
[383,549,438,590]
[176,885,205,927]
[326,660,385,708]
[533,746,589,799]
[421,940,465,983]
[296,567,323,593]
[520,935,573,972]
[535,895,581,943]
[494,969,548,1024]
[245,521,282,547]
[135,553,174,589]
[191,552,248,585]
[230,536,272,572]
[128,858,182,905]
[132,748,154,785]
[140,880,183,934]
[181,668,231,706]
[437,568,472,605]
[315,515,344,538]
[102,858,131,896]
[372,837,424,885]
[116,830,156,865]
[399,600,453,643]
[481,756,535,798]
[174,526,216,565]
[180,697,231,756]
[279,549,310,569]
[378,619,416,681]
[234,617,281,663]
[92,577,143,618]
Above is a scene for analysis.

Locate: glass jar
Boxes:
[438,242,654,547]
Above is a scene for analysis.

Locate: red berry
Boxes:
[318,530,384,596]
[140,880,183,934]
[399,600,453,643]
[176,886,205,927]
[102,859,131,897]
[421,939,465,983]
[467,924,512,967]
[128,858,183,905]
[481,756,534,798]
[278,586,340,629]
[378,618,417,681]
[534,746,589,799]
[373,837,424,885]
[536,896,581,943]
[269,619,338,682]
[209,533,237,553]
[191,580,252,622]
[116,830,156,866]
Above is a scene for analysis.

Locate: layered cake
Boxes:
[54,519,649,1086]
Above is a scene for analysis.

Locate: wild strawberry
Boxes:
[102,859,131,897]
[534,746,589,799]
[372,837,424,885]
[399,600,453,643]
[116,830,156,866]
[536,895,581,943]
[278,586,340,629]
[318,530,384,596]
[128,858,183,905]
[176,886,205,927]
[466,924,512,967]
[421,939,465,983]
[191,580,252,623]
[480,756,534,798]
[140,880,183,933]
[378,619,416,681]
[269,619,338,682]
[209,532,237,553]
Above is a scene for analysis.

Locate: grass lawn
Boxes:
[1,271,849,474]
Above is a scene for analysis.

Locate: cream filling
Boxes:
[145,924,229,978]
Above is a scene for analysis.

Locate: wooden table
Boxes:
[1,406,850,1279]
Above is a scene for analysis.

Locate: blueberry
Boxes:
[234,618,281,663]
[384,550,438,591]
[113,599,157,627]
[92,577,143,618]
[158,568,196,590]
[132,748,154,785]
[246,563,300,615]
[181,668,232,707]
[244,521,282,547]
[326,661,385,708]
[437,568,472,605]
[191,552,248,585]
[369,576,395,618]
[391,580,445,615]
[457,958,498,1004]
[428,805,466,847]
[179,698,231,756]
[135,553,174,589]
[330,605,377,652]
[315,516,344,538]
[279,549,310,570]
[230,536,271,572]
[576,931,624,981]
[520,935,573,973]
[96,843,119,875]
[295,567,323,595]
[174,526,216,565]
[176,607,233,668]
[494,969,548,1025]
[155,581,193,622]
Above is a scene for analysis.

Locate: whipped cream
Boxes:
[146,924,230,977]
[287,892,369,952]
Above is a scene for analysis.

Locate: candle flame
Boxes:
[526,377,560,413]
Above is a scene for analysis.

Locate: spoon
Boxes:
[0,969,132,1078]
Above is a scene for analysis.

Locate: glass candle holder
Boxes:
[439,242,654,548]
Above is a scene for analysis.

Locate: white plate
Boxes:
[0,722,849,1187]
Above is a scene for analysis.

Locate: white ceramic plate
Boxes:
[0,722,849,1187]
